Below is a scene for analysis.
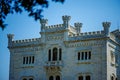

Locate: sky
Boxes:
[0,0,120,80]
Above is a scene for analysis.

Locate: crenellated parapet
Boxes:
[8,37,41,48]
[44,24,64,32]
[13,38,41,43]
[69,30,104,41]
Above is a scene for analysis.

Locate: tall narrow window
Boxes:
[26,57,28,64]
[29,56,31,64]
[78,52,80,60]
[85,52,87,60]
[86,75,90,80]
[81,52,84,60]
[59,48,62,60]
[53,48,57,61]
[48,49,51,61]
[49,76,54,80]
[111,76,114,80]
[32,56,34,64]
[89,51,91,59]
[78,76,83,80]
[56,75,60,80]
[23,57,25,64]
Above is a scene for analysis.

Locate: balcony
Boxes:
[44,61,63,72]
[45,61,63,66]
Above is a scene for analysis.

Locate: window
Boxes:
[78,76,83,80]
[49,75,60,80]
[49,76,54,80]
[78,51,91,60]
[23,56,35,64]
[56,75,60,80]
[86,75,90,80]
[59,48,62,60]
[48,49,51,61]
[29,78,33,80]
[53,48,58,61]
[23,78,27,80]
[48,48,62,61]
[78,52,80,60]
[88,51,91,59]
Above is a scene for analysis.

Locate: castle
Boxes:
[8,15,120,80]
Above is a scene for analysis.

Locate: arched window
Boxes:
[78,76,83,80]
[86,75,90,80]
[48,49,51,61]
[56,75,60,80]
[23,78,27,80]
[59,48,62,60]
[111,76,114,80]
[53,48,58,61]
[49,76,54,80]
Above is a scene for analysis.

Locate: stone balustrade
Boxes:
[13,38,41,43]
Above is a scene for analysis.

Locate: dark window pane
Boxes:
[85,52,87,60]
[86,75,90,80]
[32,56,34,64]
[78,52,80,60]
[89,51,91,59]
[56,75,60,80]
[49,76,54,80]
[29,78,33,80]
[59,48,62,60]
[79,76,83,80]
[53,48,57,61]
[23,78,27,80]
[48,49,51,61]
[23,57,25,64]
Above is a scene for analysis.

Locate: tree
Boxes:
[0,0,65,30]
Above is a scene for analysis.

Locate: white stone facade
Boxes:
[8,15,120,80]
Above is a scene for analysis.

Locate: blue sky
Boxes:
[0,0,120,79]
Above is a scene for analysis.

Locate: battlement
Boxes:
[70,30,104,37]
[45,24,63,29]
[13,38,41,43]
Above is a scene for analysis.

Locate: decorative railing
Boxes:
[45,61,63,67]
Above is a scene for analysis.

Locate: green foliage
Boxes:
[0,0,65,30]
